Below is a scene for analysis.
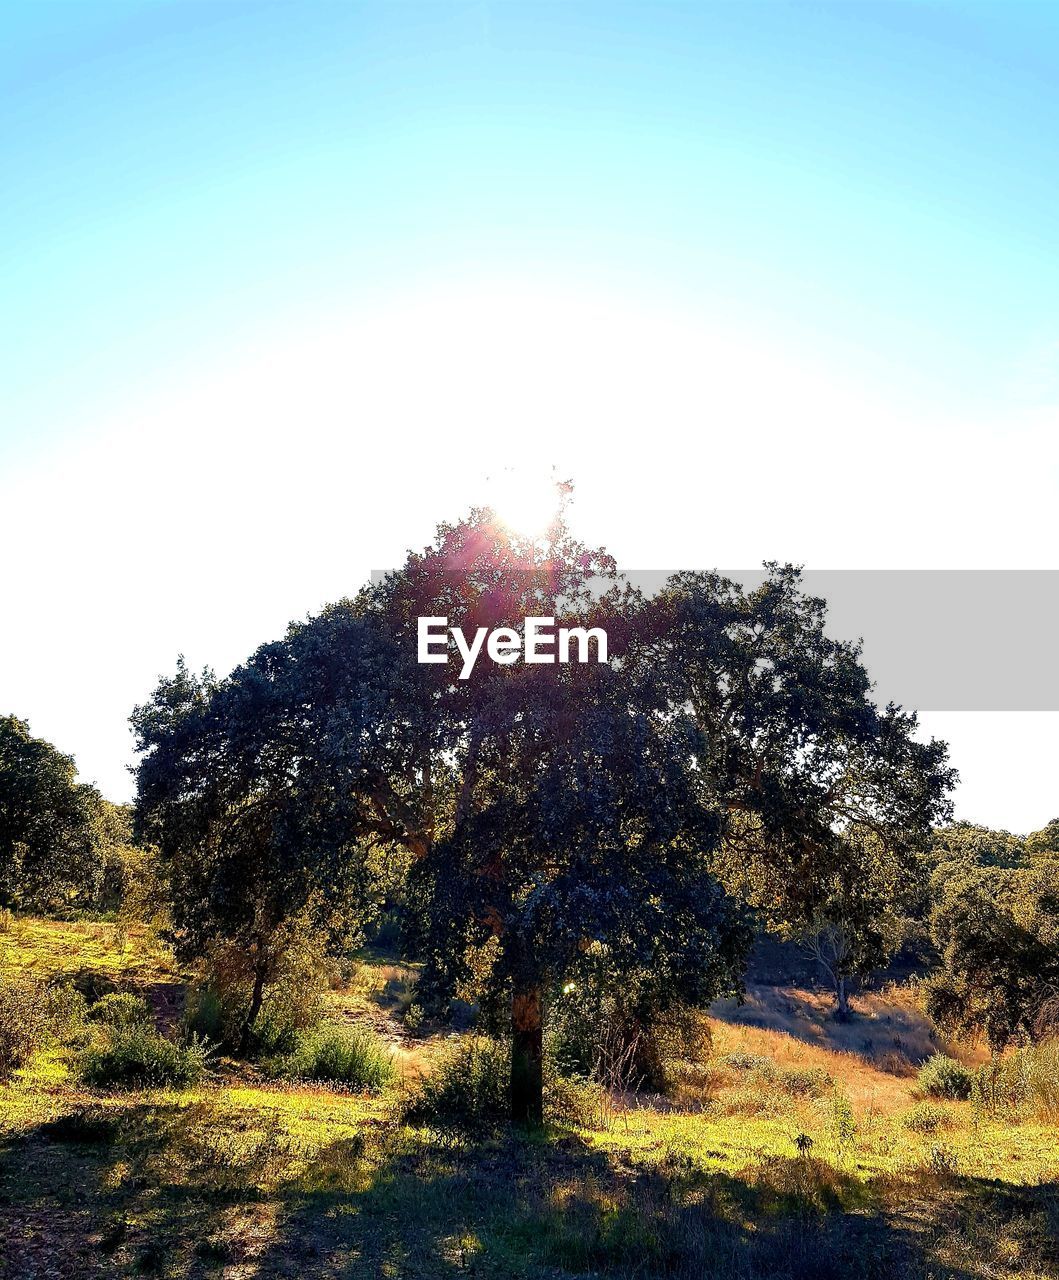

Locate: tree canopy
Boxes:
[927,856,1059,1048]
[923,816,1059,1048]
[0,714,108,911]
[133,506,954,1121]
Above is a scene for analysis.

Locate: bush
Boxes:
[89,992,151,1029]
[1022,1039,1059,1118]
[549,990,711,1094]
[901,1101,955,1134]
[189,928,330,1055]
[43,981,90,1043]
[270,1026,396,1090]
[917,1054,974,1101]
[78,1025,210,1089]
[668,1059,734,1108]
[777,1066,833,1098]
[544,1071,607,1129]
[183,987,227,1045]
[719,1083,791,1119]
[0,979,50,1077]
[401,1037,607,1135]
[400,1037,510,1135]
[972,1040,1059,1121]
[723,1052,776,1074]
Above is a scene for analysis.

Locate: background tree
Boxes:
[0,714,106,911]
[132,640,409,1053]
[927,856,1059,1047]
[655,570,954,1006]
[797,826,910,1017]
[927,821,1026,872]
[1026,818,1059,860]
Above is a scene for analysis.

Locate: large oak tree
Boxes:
[134,507,953,1121]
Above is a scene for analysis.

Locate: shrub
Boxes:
[777,1066,833,1098]
[400,1037,510,1135]
[722,1052,776,1074]
[826,1091,857,1161]
[43,981,89,1043]
[78,1025,210,1089]
[972,1040,1059,1121]
[544,1071,607,1129]
[183,986,227,1044]
[917,1054,973,1101]
[270,1026,396,1090]
[718,1079,793,1119]
[668,1059,734,1108]
[89,992,151,1029]
[548,987,711,1094]
[1020,1039,1059,1119]
[972,1055,1021,1116]
[189,930,329,1055]
[901,1101,955,1134]
[0,979,50,1077]
[254,982,327,1056]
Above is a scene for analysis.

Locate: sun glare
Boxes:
[487,466,562,540]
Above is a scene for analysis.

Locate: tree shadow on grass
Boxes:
[1,1101,1057,1280]
[711,982,943,1075]
[258,1128,1058,1280]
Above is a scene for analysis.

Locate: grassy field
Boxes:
[1,918,1057,1279]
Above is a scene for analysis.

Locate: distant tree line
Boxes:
[924,819,1059,1047]
[0,714,138,915]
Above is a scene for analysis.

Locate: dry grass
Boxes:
[711,980,956,1067]
[0,916,175,989]
[705,1009,916,1113]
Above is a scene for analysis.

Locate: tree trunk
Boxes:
[511,984,544,1128]
[835,973,850,1020]
[238,964,267,1057]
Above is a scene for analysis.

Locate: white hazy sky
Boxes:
[1,277,1056,831]
[3,3,1058,833]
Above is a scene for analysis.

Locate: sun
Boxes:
[487,466,564,540]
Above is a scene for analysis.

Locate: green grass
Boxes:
[268,1025,397,1090]
[0,915,1058,1278]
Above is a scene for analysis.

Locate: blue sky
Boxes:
[2,1,1058,824]
[7,0,1059,449]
